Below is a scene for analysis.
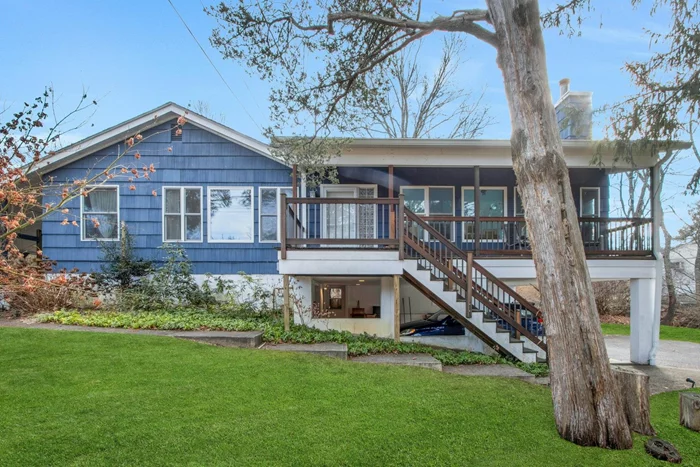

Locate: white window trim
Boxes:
[161,186,204,243]
[259,186,292,244]
[399,185,455,216]
[207,186,255,244]
[319,184,378,239]
[461,186,508,242]
[514,186,524,217]
[80,184,120,242]
[400,185,455,241]
[579,187,601,217]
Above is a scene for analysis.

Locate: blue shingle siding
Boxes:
[42,120,292,275]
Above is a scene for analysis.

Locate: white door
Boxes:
[321,186,377,241]
[323,187,358,240]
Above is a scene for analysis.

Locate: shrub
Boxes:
[592,280,630,316]
[0,254,96,317]
[93,223,153,292]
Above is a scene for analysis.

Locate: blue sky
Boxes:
[0,0,696,235]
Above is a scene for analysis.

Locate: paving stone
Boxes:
[443,364,535,382]
[173,331,263,348]
[265,343,348,360]
[351,353,442,371]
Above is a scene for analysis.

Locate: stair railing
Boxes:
[403,209,547,352]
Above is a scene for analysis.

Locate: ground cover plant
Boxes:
[0,327,698,466]
[36,309,547,376]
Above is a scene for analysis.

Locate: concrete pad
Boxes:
[606,335,700,371]
[173,331,263,348]
[615,364,700,395]
[264,343,348,360]
[443,364,535,382]
[351,353,442,371]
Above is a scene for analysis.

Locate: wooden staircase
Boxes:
[401,209,547,363]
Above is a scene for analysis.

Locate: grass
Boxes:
[1,327,698,466]
[602,323,700,344]
[36,309,549,376]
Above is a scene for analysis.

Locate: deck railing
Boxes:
[280,195,653,258]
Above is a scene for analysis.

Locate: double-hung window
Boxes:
[462,187,507,241]
[401,186,455,241]
[259,187,293,243]
[81,186,119,241]
[208,187,254,243]
[163,187,203,242]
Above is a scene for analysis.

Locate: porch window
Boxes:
[580,187,601,245]
[81,186,119,241]
[259,187,293,243]
[462,187,507,241]
[163,187,202,242]
[400,186,455,240]
[514,186,525,216]
[580,187,600,217]
[320,185,377,240]
[208,187,254,242]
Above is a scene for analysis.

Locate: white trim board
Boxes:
[34,102,286,175]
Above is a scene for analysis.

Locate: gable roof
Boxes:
[32,102,284,174]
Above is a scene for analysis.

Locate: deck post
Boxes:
[283,274,291,332]
[474,166,481,256]
[292,164,299,238]
[393,274,401,342]
[466,251,473,318]
[397,194,405,259]
[389,165,395,239]
[280,193,287,260]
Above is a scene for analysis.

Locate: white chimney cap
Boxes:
[559,78,571,98]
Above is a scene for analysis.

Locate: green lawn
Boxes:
[602,323,700,344]
[1,328,698,466]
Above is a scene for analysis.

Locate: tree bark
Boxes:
[694,242,700,300]
[661,221,678,325]
[611,366,656,436]
[486,0,633,448]
[679,392,700,432]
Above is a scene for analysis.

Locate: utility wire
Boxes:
[165,0,263,133]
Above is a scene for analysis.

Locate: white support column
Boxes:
[649,163,663,365]
[630,278,659,365]
[380,277,397,339]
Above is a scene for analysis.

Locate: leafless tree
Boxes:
[188,100,226,124]
[356,36,493,139]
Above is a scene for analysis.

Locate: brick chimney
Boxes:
[554,78,593,140]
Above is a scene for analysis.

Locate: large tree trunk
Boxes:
[694,242,700,300]
[661,221,678,325]
[486,0,633,449]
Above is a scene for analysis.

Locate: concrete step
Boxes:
[351,353,443,371]
[264,343,348,360]
[443,364,536,382]
[173,331,263,348]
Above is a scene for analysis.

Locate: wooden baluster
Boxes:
[398,195,404,259]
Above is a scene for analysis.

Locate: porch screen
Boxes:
[82,186,119,240]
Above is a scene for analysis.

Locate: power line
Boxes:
[165,0,263,133]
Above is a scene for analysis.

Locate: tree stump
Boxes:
[680,392,700,432]
[645,438,682,464]
[612,365,656,436]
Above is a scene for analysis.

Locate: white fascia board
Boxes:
[327,140,659,169]
[32,102,285,175]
